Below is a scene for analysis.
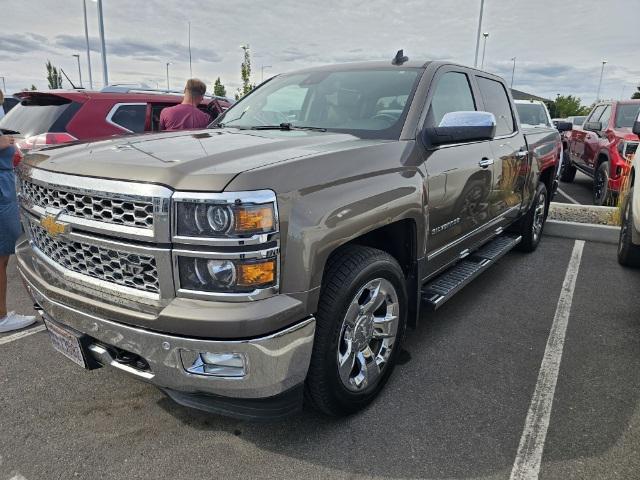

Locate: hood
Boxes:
[23,128,386,191]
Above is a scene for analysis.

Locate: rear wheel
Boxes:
[560,154,577,183]
[593,161,611,206]
[618,188,640,268]
[305,246,407,416]
[516,182,548,253]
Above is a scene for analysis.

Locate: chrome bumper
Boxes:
[22,274,315,399]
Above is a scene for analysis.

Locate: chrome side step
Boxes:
[422,234,521,310]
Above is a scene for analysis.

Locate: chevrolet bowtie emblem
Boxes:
[41,214,70,237]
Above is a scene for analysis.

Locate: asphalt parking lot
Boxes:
[555,171,596,206]
[1,235,639,480]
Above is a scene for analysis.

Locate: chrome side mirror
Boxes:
[425,111,497,146]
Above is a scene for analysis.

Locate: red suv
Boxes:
[0,87,233,152]
[561,100,640,205]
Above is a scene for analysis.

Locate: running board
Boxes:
[422,234,521,310]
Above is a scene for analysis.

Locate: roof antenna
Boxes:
[392,49,409,65]
[60,68,78,89]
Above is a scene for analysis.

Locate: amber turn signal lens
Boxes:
[234,205,275,234]
[237,259,276,287]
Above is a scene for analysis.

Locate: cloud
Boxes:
[54,35,222,63]
[0,33,51,53]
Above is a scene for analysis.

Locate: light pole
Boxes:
[0,76,5,93]
[261,65,272,82]
[72,54,83,87]
[473,0,485,68]
[596,60,607,102]
[480,32,489,70]
[96,0,108,87]
[510,56,516,89]
[82,0,93,89]
[166,62,171,91]
[188,21,192,78]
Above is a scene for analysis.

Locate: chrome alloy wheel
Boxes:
[337,278,400,392]
[532,190,546,242]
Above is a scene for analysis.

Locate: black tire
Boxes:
[515,182,548,253]
[560,154,577,183]
[305,245,408,416]
[593,161,611,206]
[618,188,640,268]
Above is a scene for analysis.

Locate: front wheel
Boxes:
[593,161,611,206]
[305,246,407,416]
[516,182,548,252]
[618,188,640,268]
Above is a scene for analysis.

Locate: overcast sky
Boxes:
[1,0,639,104]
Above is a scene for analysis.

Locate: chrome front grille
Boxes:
[27,221,160,294]
[22,180,155,229]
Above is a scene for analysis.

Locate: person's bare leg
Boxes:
[0,255,9,319]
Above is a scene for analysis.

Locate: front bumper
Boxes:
[20,261,315,406]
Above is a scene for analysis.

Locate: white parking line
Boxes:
[557,188,581,205]
[510,240,585,480]
[0,324,46,345]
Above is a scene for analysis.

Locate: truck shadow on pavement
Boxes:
[155,242,640,479]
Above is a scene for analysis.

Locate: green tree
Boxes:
[235,45,254,100]
[549,95,591,118]
[213,77,227,97]
[46,60,62,89]
[632,85,640,99]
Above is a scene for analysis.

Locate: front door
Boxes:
[419,69,494,274]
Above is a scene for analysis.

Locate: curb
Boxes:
[545,219,620,244]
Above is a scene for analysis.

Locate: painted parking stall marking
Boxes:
[510,240,585,480]
[0,324,46,346]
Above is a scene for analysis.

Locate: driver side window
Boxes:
[428,72,476,126]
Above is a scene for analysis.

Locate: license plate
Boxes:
[44,318,88,369]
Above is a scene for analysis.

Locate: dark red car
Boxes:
[0,87,233,152]
[561,100,640,205]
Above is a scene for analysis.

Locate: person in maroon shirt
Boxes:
[159,78,212,131]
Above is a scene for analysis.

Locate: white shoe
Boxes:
[0,311,37,333]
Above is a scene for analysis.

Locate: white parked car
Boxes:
[618,113,640,267]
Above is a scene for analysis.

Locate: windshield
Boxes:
[0,95,74,137]
[515,103,551,128]
[572,116,586,126]
[615,104,640,128]
[215,68,421,139]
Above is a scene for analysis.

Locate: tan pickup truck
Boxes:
[16,56,563,419]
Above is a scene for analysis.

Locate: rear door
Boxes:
[420,67,495,273]
[475,74,528,223]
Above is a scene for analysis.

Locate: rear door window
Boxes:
[476,76,515,136]
[108,104,147,133]
[615,104,640,128]
[0,94,76,137]
[427,71,476,126]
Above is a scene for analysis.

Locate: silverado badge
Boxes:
[41,214,70,238]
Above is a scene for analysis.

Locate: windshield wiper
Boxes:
[0,128,21,135]
[251,123,327,132]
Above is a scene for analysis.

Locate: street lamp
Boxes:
[596,60,607,102]
[82,0,93,89]
[166,62,171,91]
[0,76,5,93]
[480,32,489,70]
[261,65,272,82]
[72,54,83,87]
[96,0,108,87]
[473,0,486,68]
[510,56,516,89]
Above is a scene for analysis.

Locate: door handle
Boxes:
[478,158,494,168]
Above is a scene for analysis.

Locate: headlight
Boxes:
[177,256,277,293]
[174,190,277,239]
